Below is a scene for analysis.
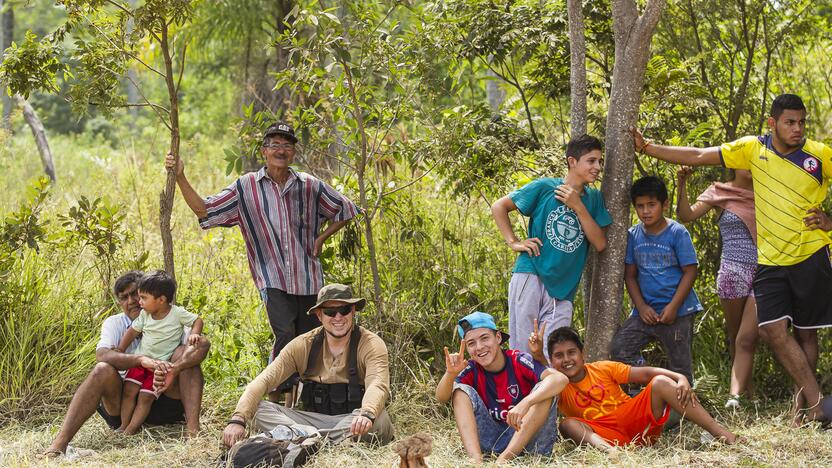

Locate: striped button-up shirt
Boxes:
[199,167,359,295]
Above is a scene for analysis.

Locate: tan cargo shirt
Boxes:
[233,326,390,421]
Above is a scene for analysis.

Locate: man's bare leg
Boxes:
[451,389,483,463]
[45,363,123,455]
[559,418,614,451]
[759,321,824,421]
[496,398,554,463]
[650,376,737,442]
[792,328,819,413]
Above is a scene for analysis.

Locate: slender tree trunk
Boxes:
[16,95,56,181]
[342,60,383,314]
[568,0,593,312]
[585,0,666,362]
[1,1,14,128]
[159,22,181,280]
[567,0,587,137]
[125,0,139,122]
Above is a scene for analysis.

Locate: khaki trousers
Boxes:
[253,400,394,445]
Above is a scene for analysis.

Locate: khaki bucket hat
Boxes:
[307,283,367,315]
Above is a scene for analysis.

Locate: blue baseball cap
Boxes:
[457,311,509,343]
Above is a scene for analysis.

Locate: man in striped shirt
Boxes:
[632,94,832,424]
[166,122,359,395]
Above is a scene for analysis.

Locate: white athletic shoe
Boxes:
[725,395,741,410]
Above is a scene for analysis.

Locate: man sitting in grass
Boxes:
[436,312,568,463]
[531,327,739,450]
[43,271,210,457]
[221,284,394,449]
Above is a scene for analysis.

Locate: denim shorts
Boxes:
[452,382,558,455]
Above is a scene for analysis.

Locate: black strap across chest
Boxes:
[304,325,362,396]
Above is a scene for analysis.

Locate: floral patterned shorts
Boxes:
[717,260,756,300]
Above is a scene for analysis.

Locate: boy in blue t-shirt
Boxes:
[611,176,703,383]
[492,135,612,359]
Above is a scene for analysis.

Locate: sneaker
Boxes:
[725,395,741,410]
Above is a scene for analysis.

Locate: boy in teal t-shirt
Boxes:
[492,135,612,358]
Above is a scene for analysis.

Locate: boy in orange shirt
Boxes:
[531,327,739,449]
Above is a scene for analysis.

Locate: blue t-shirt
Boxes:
[625,219,703,318]
[510,178,613,301]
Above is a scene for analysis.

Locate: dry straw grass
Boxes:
[2,384,831,467]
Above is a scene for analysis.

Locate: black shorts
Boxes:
[754,246,832,329]
[97,393,185,429]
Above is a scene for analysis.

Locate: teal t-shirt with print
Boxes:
[509,178,612,301]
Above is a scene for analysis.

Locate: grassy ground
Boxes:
[3,390,831,467]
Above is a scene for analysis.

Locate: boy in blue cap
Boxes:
[435,312,567,463]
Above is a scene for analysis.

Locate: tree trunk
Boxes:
[124,0,139,122]
[585,0,666,362]
[568,0,592,312]
[16,95,56,181]
[1,1,14,128]
[342,60,384,315]
[159,22,180,280]
[567,0,587,137]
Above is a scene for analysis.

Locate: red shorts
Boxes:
[564,379,670,446]
[124,367,159,398]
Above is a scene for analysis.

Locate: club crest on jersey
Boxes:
[804,156,819,173]
[545,205,584,253]
[508,384,520,399]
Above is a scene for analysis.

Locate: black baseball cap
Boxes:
[263,121,298,144]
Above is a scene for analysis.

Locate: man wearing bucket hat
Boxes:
[435,311,568,463]
[221,283,394,449]
[166,121,359,398]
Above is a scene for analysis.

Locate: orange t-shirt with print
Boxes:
[558,360,670,446]
[558,360,631,420]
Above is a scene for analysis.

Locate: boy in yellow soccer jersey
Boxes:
[632,94,832,424]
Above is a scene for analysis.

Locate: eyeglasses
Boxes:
[117,289,139,302]
[320,304,353,317]
[262,143,295,150]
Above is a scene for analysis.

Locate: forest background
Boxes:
[2,0,832,466]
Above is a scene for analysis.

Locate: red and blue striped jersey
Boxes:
[455,349,547,422]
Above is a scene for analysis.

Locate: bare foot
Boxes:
[40,448,64,459]
[185,425,200,439]
[723,433,743,445]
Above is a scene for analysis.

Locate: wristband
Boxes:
[226,419,246,428]
[639,139,652,154]
[358,410,375,422]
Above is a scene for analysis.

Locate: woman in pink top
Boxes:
[677,167,757,409]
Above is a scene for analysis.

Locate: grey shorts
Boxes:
[508,273,573,358]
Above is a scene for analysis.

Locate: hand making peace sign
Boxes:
[527,318,547,359]
[443,340,468,377]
